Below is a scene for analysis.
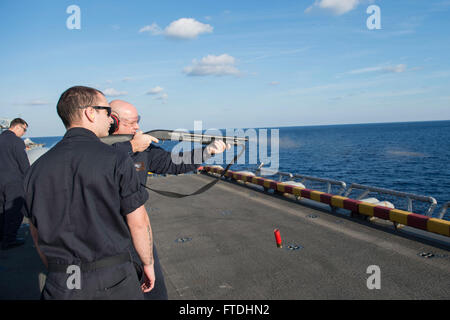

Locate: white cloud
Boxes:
[269,81,280,86]
[103,88,128,97]
[183,54,240,77]
[140,18,213,40]
[306,0,361,15]
[139,23,163,35]
[146,86,164,95]
[347,64,407,75]
[145,86,167,103]
[28,100,49,106]
[157,93,168,100]
[384,64,407,73]
[166,18,213,39]
[154,92,168,104]
[13,99,49,106]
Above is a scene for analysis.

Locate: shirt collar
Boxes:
[3,130,14,135]
[2,130,16,137]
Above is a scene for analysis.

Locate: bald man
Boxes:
[109,99,228,300]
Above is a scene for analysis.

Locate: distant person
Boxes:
[23,86,155,299]
[109,99,229,300]
[0,118,30,250]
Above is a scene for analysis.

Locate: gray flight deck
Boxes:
[1,173,449,299]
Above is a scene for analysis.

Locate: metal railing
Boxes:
[291,173,347,195]
[439,202,450,219]
[344,183,437,216]
[219,164,443,218]
[0,118,10,131]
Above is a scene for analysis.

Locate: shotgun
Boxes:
[100,129,247,198]
[100,129,248,145]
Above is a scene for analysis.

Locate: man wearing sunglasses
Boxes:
[23,86,155,299]
[0,118,30,250]
[109,99,229,300]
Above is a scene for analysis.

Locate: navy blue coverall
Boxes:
[24,128,149,299]
[112,141,208,300]
[0,130,30,246]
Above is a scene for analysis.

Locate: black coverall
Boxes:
[23,128,149,299]
[112,141,208,300]
[0,130,30,245]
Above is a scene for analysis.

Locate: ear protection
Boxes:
[108,111,120,135]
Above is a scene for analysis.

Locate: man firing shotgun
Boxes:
[104,99,242,300]
[107,100,234,174]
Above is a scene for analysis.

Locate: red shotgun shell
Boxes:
[274,229,282,248]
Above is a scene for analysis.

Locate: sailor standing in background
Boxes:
[0,118,30,250]
[23,86,155,299]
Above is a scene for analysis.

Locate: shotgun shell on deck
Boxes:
[274,229,282,248]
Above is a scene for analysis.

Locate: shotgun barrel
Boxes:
[100,129,248,145]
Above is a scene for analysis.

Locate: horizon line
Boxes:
[26,119,450,138]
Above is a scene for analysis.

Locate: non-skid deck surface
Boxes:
[146,173,449,300]
[1,173,449,299]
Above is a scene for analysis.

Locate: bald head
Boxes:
[110,100,138,118]
[109,99,141,134]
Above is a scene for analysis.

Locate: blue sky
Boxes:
[1,0,449,137]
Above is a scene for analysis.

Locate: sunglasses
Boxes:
[121,115,141,126]
[79,106,112,117]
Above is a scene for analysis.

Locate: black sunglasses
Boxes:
[79,106,112,117]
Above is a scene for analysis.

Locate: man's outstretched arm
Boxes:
[145,140,230,175]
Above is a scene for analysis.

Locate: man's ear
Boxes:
[9,125,18,135]
[84,107,96,123]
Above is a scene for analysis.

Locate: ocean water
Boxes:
[28,120,450,219]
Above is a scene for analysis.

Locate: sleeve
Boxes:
[117,154,149,216]
[15,140,30,176]
[111,141,133,155]
[22,174,34,221]
[22,173,31,219]
[145,145,206,175]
